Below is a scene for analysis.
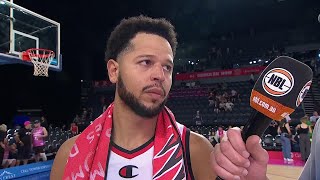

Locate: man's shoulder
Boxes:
[60,135,79,153]
[50,135,79,179]
[189,131,213,156]
[188,131,216,179]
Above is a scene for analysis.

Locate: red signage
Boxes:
[175,66,266,81]
[268,151,304,163]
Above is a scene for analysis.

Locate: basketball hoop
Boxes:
[26,48,55,77]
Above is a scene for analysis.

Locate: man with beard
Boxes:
[51,16,268,180]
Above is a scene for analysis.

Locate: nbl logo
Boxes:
[262,68,294,97]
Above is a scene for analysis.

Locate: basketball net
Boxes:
[27,48,55,77]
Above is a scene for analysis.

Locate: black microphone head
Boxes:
[250,56,313,121]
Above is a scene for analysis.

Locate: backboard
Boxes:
[0,0,61,71]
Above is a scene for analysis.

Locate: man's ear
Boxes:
[107,59,119,83]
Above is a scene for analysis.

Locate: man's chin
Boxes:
[142,99,167,109]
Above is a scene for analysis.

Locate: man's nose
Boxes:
[150,64,165,82]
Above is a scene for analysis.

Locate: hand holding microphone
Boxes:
[211,56,313,180]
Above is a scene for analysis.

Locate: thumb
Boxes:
[246,135,269,164]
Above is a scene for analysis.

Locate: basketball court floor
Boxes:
[267,164,303,180]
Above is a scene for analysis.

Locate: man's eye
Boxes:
[163,65,172,72]
[140,60,151,65]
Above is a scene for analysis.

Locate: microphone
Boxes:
[242,56,313,141]
[216,56,313,180]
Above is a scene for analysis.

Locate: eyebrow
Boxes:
[136,55,174,66]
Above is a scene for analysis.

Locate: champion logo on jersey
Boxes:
[119,165,139,178]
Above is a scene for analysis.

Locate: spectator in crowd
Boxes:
[249,73,255,84]
[31,120,48,162]
[2,138,17,168]
[215,93,222,102]
[78,108,89,132]
[208,92,215,107]
[213,100,220,114]
[266,120,278,137]
[81,108,88,122]
[193,110,203,125]
[278,119,293,163]
[70,123,79,136]
[230,89,237,102]
[237,92,241,102]
[310,111,319,128]
[40,116,48,129]
[15,121,32,165]
[222,91,229,100]
[73,114,80,124]
[219,101,226,112]
[225,101,234,112]
[0,124,7,167]
[61,124,67,131]
[296,116,312,162]
[215,126,226,143]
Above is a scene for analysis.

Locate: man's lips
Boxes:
[144,88,164,97]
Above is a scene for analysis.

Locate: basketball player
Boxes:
[31,120,48,162]
[51,16,268,180]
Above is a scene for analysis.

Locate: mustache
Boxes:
[142,84,166,96]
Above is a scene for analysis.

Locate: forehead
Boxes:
[121,33,173,61]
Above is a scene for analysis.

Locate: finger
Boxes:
[211,150,241,180]
[213,144,249,177]
[220,138,250,168]
[246,135,269,164]
[227,127,250,158]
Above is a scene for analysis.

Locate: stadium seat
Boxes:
[262,134,274,150]
[274,135,282,151]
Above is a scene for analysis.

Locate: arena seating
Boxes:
[167,81,305,127]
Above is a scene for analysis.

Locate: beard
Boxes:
[117,75,167,118]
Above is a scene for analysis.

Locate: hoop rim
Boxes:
[26,48,55,59]
[26,48,55,54]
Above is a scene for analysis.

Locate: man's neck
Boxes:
[112,99,158,151]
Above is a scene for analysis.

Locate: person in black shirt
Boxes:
[0,124,7,168]
[193,110,203,125]
[15,121,32,165]
[296,116,312,161]
[278,119,293,163]
[40,116,48,130]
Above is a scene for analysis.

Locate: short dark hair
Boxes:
[105,15,177,61]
